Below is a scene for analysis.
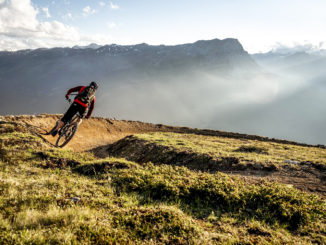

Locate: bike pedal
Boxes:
[51,130,58,137]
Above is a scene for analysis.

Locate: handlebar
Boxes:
[66,93,78,104]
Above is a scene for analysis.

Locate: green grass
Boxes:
[0,120,325,244]
[111,163,325,231]
[135,132,326,167]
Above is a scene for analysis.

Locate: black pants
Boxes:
[61,102,86,123]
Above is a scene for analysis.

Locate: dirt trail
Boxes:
[4,114,324,153]
[3,114,170,152]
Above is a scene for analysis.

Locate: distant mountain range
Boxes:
[0,38,257,75]
[1,38,325,145]
[244,49,326,144]
[0,38,258,115]
[252,49,326,77]
[72,43,103,49]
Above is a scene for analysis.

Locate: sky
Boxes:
[1,0,326,53]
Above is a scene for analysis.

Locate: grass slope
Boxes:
[111,132,326,168]
[0,120,325,244]
[106,132,326,196]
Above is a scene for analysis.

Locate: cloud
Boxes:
[107,22,117,29]
[0,0,112,51]
[109,2,119,10]
[0,0,39,33]
[82,6,96,17]
[62,12,73,20]
[42,7,51,18]
[99,1,105,7]
[271,41,326,54]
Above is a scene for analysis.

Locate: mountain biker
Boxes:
[47,81,98,136]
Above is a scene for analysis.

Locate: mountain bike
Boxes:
[55,98,83,148]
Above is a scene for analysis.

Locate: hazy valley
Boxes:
[2,38,325,145]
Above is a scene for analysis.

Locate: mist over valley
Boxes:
[0,38,325,145]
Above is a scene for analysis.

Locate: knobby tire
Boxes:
[55,122,78,148]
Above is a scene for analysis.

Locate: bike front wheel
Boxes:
[55,122,78,148]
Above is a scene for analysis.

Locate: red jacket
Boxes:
[66,86,96,118]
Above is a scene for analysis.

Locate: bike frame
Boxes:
[69,113,83,126]
[65,96,84,126]
[55,96,84,147]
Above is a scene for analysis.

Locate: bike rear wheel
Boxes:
[55,122,78,148]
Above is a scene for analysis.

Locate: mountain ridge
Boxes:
[0,37,258,116]
[3,37,325,145]
[0,38,244,54]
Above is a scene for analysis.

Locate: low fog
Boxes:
[94,66,325,146]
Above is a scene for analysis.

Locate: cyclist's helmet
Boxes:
[90,81,98,90]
